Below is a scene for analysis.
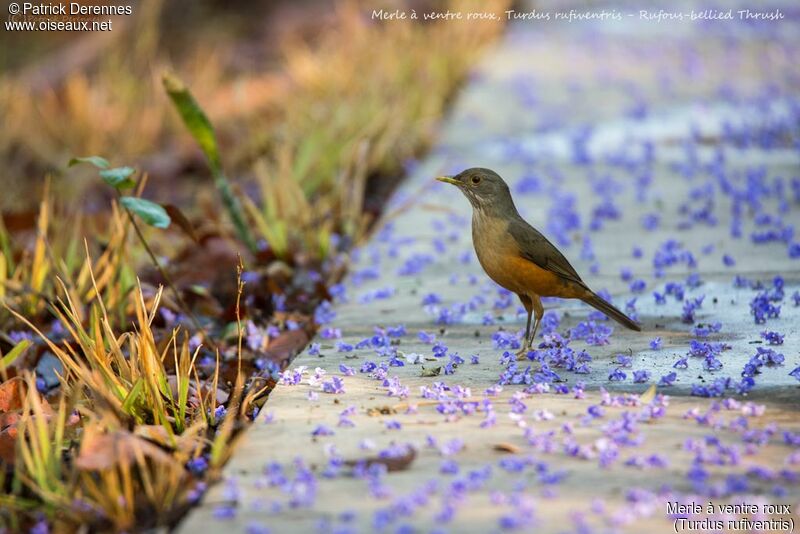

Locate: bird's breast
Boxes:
[471,213,524,292]
[471,212,571,297]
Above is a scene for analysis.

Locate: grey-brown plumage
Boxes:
[437,167,641,357]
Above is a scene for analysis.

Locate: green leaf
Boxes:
[121,378,145,415]
[68,156,110,169]
[99,167,136,189]
[162,73,221,173]
[1,339,32,369]
[120,197,171,229]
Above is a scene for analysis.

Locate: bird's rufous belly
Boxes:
[478,252,583,298]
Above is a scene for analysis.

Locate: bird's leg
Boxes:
[530,317,540,344]
[518,295,544,361]
[515,309,533,358]
[516,295,533,359]
[524,310,533,345]
[531,295,544,341]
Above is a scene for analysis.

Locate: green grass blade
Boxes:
[121,378,145,418]
[162,72,257,253]
[162,73,221,172]
[1,339,32,369]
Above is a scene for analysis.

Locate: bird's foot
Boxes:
[515,346,532,361]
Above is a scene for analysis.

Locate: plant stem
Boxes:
[122,204,218,352]
[213,171,258,254]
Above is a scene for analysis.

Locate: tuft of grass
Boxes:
[72,410,192,531]
[3,279,236,530]
[0,187,138,330]
[11,280,219,436]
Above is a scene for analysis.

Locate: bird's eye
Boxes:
[471,176,481,185]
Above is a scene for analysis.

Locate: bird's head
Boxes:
[436,168,515,214]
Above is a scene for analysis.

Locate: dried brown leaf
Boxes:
[0,411,21,430]
[0,379,25,413]
[366,406,396,417]
[344,447,416,473]
[493,442,520,454]
[262,329,310,368]
[163,204,199,243]
[75,429,174,471]
[0,426,18,464]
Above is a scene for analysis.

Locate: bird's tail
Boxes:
[582,292,641,331]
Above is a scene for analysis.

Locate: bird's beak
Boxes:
[436,175,460,186]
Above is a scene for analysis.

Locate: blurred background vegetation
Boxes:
[0,0,509,530]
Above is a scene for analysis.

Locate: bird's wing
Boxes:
[507,218,586,287]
